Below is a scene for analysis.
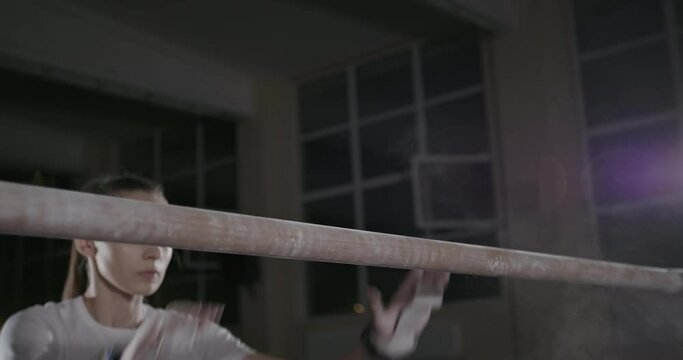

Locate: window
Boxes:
[299,33,500,316]
[573,0,683,267]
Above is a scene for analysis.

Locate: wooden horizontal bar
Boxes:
[0,181,681,292]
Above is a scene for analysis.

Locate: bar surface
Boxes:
[0,181,681,292]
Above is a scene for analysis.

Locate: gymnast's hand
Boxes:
[365,270,450,358]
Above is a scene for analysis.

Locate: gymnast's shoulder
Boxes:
[0,298,74,358]
[3,297,80,330]
[1,297,78,336]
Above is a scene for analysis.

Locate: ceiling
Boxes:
[65,0,471,78]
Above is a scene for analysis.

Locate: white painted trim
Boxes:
[586,111,676,137]
[358,104,416,126]
[347,66,368,307]
[302,184,355,203]
[419,0,515,30]
[420,219,498,231]
[579,33,667,62]
[424,84,484,108]
[300,123,350,142]
[596,193,683,214]
[426,227,497,241]
[361,172,411,190]
[206,156,237,171]
[568,0,602,258]
[412,155,493,230]
[412,43,431,237]
[347,68,365,230]
[664,0,683,197]
[153,129,162,182]
[414,154,492,163]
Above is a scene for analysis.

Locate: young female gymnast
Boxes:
[0,174,449,359]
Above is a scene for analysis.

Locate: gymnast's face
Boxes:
[76,190,173,297]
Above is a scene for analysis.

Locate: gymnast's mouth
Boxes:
[136,270,160,281]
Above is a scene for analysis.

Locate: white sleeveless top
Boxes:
[0,297,254,359]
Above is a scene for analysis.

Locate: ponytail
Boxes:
[62,244,87,300]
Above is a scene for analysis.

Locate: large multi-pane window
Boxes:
[299,34,501,316]
[573,0,683,267]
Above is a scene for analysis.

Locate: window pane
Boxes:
[417,162,495,221]
[426,94,488,154]
[164,174,196,207]
[307,262,358,315]
[360,113,417,179]
[45,241,70,301]
[162,124,196,177]
[299,71,349,133]
[599,203,683,267]
[23,262,45,307]
[204,119,236,162]
[581,42,674,127]
[364,181,418,236]
[357,51,413,118]
[302,131,352,191]
[421,37,481,99]
[368,267,408,303]
[205,274,240,325]
[121,136,154,179]
[22,236,45,261]
[369,267,501,304]
[304,193,355,229]
[429,230,498,246]
[0,234,15,263]
[206,163,237,211]
[158,278,198,304]
[573,0,665,53]
[444,273,501,302]
[588,120,680,206]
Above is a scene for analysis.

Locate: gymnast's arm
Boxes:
[0,308,56,360]
[124,270,447,360]
[248,271,449,360]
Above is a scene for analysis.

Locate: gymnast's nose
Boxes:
[143,245,163,260]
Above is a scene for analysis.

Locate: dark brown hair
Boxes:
[61,174,163,300]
